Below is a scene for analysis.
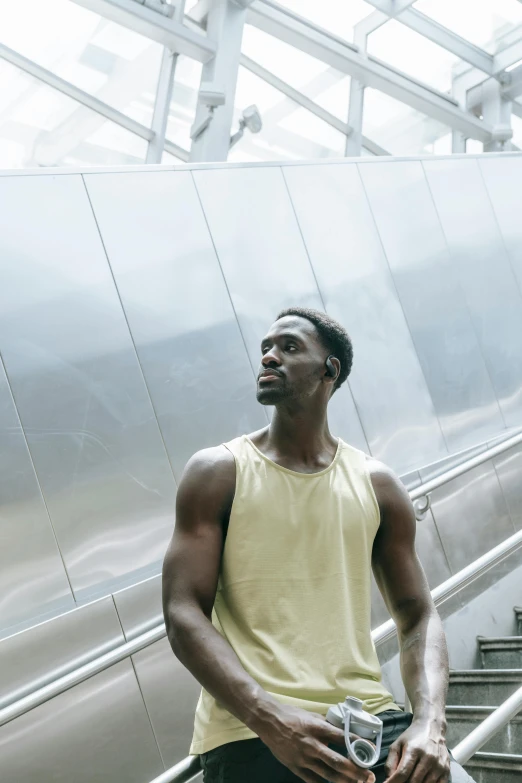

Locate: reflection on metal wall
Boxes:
[0,175,178,609]
[1,155,522,632]
[2,155,522,781]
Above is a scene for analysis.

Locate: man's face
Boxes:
[256,316,329,406]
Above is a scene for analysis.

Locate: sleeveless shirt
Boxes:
[189,435,398,755]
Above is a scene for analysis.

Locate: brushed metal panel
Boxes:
[0,358,74,635]
[372,513,450,629]
[192,166,368,451]
[0,659,164,783]
[131,639,201,768]
[359,159,504,452]
[283,163,446,471]
[417,440,490,486]
[0,174,178,601]
[429,461,515,574]
[0,596,123,708]
[478,156,522,298]
[424,157,522,427]
[83,171,266,480]
[493,444,522,531]
[415,511,452,588]
[113,576,200,767]
[113,574,163,641]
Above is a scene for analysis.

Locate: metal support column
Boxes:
[189,0,249,162]
[345,78,365,156]
[345,26,367,157]
[146,0,185,163]
[451,75,467,153]
[481,79,513,152]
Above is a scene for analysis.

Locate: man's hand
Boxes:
[385,720,450,783]
[256,704,376,783]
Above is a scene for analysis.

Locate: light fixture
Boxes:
[190,82,227,140]
[229,104,263,148]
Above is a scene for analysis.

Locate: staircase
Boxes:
[445,607,522,782]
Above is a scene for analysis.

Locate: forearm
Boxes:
[168,607,281,735]
[399,608,449,729]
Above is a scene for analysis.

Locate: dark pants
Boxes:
[200,710,476,783]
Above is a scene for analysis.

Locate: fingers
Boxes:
[385,746,450,783]
[312,745,375,783]
[423,771,448,783]
[310,758,375,783]
[384,740,402,777]
[407,756,434,783]
[385,748,418,783]
[314,719,347,747]
[416,754,451,783]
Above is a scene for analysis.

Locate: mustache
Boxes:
[258,368,284,380]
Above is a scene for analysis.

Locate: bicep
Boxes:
[371,464,433,631]
[162,448,235,621]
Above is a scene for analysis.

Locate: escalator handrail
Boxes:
[1,429,522,732]
[409,430,522,501]
[451,685,522,765]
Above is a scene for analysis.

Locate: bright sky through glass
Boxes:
[0,0,522,166]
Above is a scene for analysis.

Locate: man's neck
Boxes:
[252,403,338,469]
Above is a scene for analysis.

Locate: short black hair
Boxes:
[276,307,353,391]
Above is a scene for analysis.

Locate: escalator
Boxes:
[1,432,522,782]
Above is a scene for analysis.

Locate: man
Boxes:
[162,307,475,783]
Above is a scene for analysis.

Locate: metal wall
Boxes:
[1,154,522,781]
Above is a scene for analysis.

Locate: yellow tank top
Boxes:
[190,435,398,755]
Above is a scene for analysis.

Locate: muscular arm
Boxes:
[162,447,370,783]
[370,461,450,783]
[162,446,275,732]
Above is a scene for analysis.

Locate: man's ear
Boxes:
[325,355,341,383]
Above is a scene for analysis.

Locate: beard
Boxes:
[256,384,288,405]
[256,376,316,406]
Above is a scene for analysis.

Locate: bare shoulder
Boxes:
[177,445,236,510]
[365,456,410,511]
[182,445,235,481]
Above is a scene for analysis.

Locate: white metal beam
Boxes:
[146,0,186,163]
[355,10,389,39]
[239,54,389,154]
[0,42,153,141]
[493,37,522,74]
[0,41,194,165]
[164,138,189,160]
[246,1,493,141]
[512,99,522,119]
[363,2,494,74]
[33,44,161,165]
[362,0,416,15]
[481,80,513,152]
[240,55,348,134]
[345,77,365,156]
[395,9,493,74]
[72,0,216,62]
[146,48,178,162]
[190,0,248,162]
[501,63,522,100]
[346,19,369,157]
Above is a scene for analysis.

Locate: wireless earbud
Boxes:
[325,355,337,378]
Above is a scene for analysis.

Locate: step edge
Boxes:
[478,636,522,643]
[450,669,522,679]
[473,753,522,760]
[446,706,522,718]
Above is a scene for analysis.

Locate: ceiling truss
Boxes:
[1,0,522,165]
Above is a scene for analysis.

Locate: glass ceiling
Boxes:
[0,0,521,168]
[415,0,522,49]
